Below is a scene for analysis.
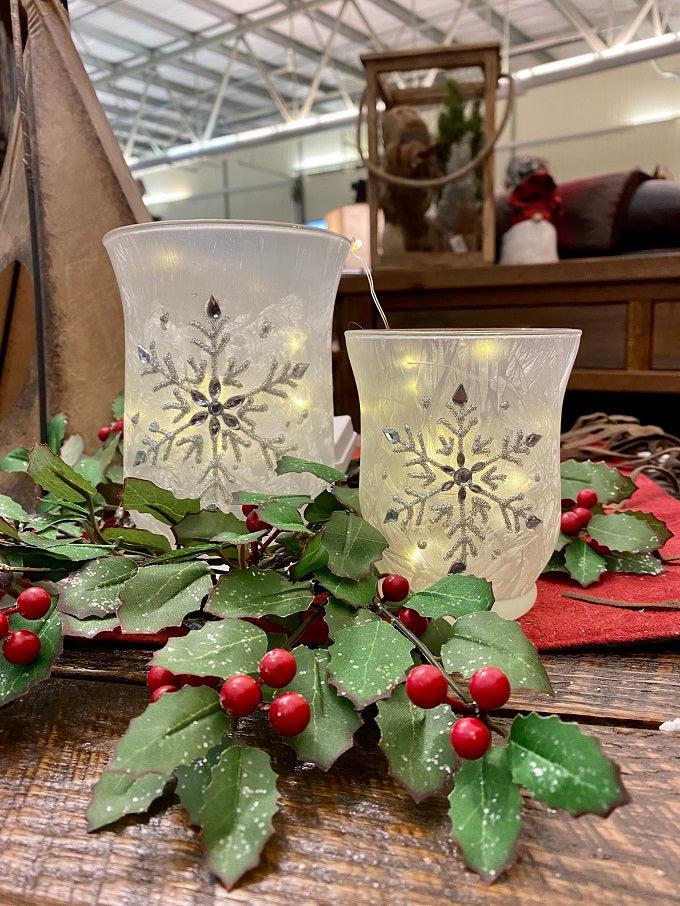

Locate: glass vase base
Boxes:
[491,585,537,620]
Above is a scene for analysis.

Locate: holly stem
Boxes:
[282,602,324,651]
[0,564,51,573]
[238,544,247,570]
[85,494,107,544]
[445,693,472,714]
[260,529,280,553]
[372,597,470,702]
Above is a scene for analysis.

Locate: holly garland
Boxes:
[543,459,672,586]
[0,411,632,888]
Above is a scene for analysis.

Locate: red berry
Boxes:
[146,666,177,691]
[98,426,111,442]
[2,629,41,665]
[241,616,290,636]
[300,610,330,646]
[16,586,52,620]
[177,673,219,688]
[111,418,124,434]
[241,503,258,516]
[313,591,330,605]
[259,648,297,687]
[245,510,271,533]
[560,511,581,535]
[150,684,178,702]
[397,607,428,637]
[219,674,262,716]
[405,665,448,709]
[573,506,592,528]
[469,666,511,710]
[589,540,610,556]
[576,488,598,508]
[380,573,410,602]
[269,691,311,736]
[0,612,9,639]
[450,717,491,760]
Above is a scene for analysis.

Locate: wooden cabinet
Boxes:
[333,253,680,427]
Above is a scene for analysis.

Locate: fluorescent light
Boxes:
[628,110,680,126]
[142,190,191,207]
[515,32,680,82]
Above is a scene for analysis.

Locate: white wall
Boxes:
[140,54,680,222]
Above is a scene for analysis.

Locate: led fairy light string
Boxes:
[349,239,391,330]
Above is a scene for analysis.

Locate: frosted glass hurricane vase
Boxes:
[346,329,580,618]
[104,221,349,507]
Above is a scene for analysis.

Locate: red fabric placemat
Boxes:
[520,473,680,651]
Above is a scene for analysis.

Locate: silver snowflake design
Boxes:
[382,383,542,573]
[134,295,309,504]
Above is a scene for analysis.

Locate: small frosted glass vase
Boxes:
[346,328,580,618]
[104,221,349,508]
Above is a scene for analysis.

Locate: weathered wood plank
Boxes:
[0,678,678,905]
[52,643,680,726]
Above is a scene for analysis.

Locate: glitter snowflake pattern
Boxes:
[134,295,309,504]
[382,384,542,573]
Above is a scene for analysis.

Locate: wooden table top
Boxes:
[1,642,678,905]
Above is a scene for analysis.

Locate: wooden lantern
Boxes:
[360,43,502,269]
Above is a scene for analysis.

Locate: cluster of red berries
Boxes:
[241,503,272,534]
[560,487,598,536]
[0,586,52,665]
[405,663,511,760]
[148,648,312,737]
[377,573,433,638]
[97,417,124,443]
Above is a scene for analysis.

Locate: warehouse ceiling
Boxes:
[68,0,680,163]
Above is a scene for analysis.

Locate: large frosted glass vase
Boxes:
[346,329,580,618]
[104,221,349,508]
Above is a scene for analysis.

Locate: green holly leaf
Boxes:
[106,463,124,485]
[560,459,635,504]
[112,390,124,420]
[233,492,310,508]
[555,531,572,551]
[118,561,212,633]
[207,569,313,620]
[0,518,20,540]
[508,713,628,816]
[174,510,243,546]
[0,605,63,707]
[276,455,345,484]
[604,551,664,575]
[46,413,68,454]
[27,443,97,504]
[210,529,266,546]
[377,684,456,802]
[60,611,120,638]
[543,550,568,573]
[279,648,360,769]
[325,598,377,637]
[621,510,672,548]
[101,526,171,553]
[304,490,344,524]
[292,534,329,579]
[258,500,311,535]
[441,612,552,694]
[313,568,377,607]
[17,533,111,562]
[199,744,279,890]
[320,511,388,579]
[87,771,168,831]
[588,512,664,553]
[122,477,200,525]
[108,685,230,776]
[448,746,522,882]
[407,575,494,619]
[175,745,224,824]
[329,620,414,708]
[60,434,85,467]
[419,617,456,656]
[151,620,267,678]
[0,447,28,472]
[149,543,220,563]
[59,556,138,618]
[0,494,28,523]
[333,485,361,514]
[563,538,607,586]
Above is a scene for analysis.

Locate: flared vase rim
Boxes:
[103,219,351,247]
[345,327,582,339]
